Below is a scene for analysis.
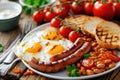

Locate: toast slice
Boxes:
[95,21,120,50]
[81,17,104,38]
[64,15,91,30]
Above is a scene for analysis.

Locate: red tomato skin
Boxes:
[113,3,120,18]
[108,0,114,3]
[71,1,84,14]
[62,3,70,10]
[68,31,83,42]
[57,2,70,10]
[106,51,120,62]
[84,2,93,15]
[59,26,73,37]
[82,58,94,69]
[50,18,62,28]
[54,7,69,18]
[44,7,51,13]
[93,1,115,20]
[45,11,56,22]
[32,11,45,24]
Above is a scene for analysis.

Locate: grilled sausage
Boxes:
[50,38,84,62]
[29,41,91,73]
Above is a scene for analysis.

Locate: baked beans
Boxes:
[75,41,119,76]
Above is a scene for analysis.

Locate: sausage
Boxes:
[29,41,91,73]
[50,38,84,62]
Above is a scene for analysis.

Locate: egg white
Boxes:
[14,26,73,62]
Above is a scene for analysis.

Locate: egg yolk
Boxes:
[42,31,61,40]
[26,42,42,53]
[48,45,65,55]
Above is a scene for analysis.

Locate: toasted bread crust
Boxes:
[81,17,104,38]
[95,21,120,50]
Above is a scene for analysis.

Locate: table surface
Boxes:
[0,0,120,80]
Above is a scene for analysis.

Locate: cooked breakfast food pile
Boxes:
[14,15,120,77]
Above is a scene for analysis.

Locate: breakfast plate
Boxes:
[19,23,120,80]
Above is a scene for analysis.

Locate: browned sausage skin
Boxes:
[29,41,91,73]
[50,38,84,62]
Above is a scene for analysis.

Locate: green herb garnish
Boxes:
[0,44,3,52]
[23,0,50,15]
[66,64,80,77]
[83,53,90,58]
[25,0,49,7]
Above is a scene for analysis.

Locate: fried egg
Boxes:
[14,26,73,62]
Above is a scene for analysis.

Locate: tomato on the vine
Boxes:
[108,0,114,3]
[62,3,70,10]
[113,2,120,18]
[54,5,69,18]
[68,30,83,42]
[93,1,115,20]
[59,25,73,37]
[45,11,56,22]
[44,7,51,13]
[84,2,93,15]
[32,11,45,24]
[71,1,84,14]
[50,17,62,28]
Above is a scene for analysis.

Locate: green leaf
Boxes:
[69,69,80,77]
[0,44,3,52]
[66,65,72,71]
[23,0,50,15]
[23,6,34,15]
[66,64,80,77]
[71,64,76,69]
[83,53,90,58]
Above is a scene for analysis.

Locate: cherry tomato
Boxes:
[50,17,62,28]
[93,1,115,20]
[71,1,84,14]
[68,31,83,42]
[59,26,73,37]
[44,7,51,13]
[84,2,93,15]
[32,11,45,24]
[108,0,114,3]
[82,58,94,69]
[45,11,56,22]
[106,51,120,62]
[113,2,120,18]
[54,5,69,18]
[60,3,70,10]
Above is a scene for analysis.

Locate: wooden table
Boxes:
[0,0,120,80]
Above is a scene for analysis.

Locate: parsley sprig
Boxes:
[66,64,80,77]
[0,44,3,52]
[23,0,50,15]
[83,53,91,58]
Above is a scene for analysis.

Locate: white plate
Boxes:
[21,23,120,80]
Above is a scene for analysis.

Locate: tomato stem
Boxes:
[102,0,106,4]
[92,0,97,5]
[75,0,82,5]
[114,0,120,2]
[75,27,81,33]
